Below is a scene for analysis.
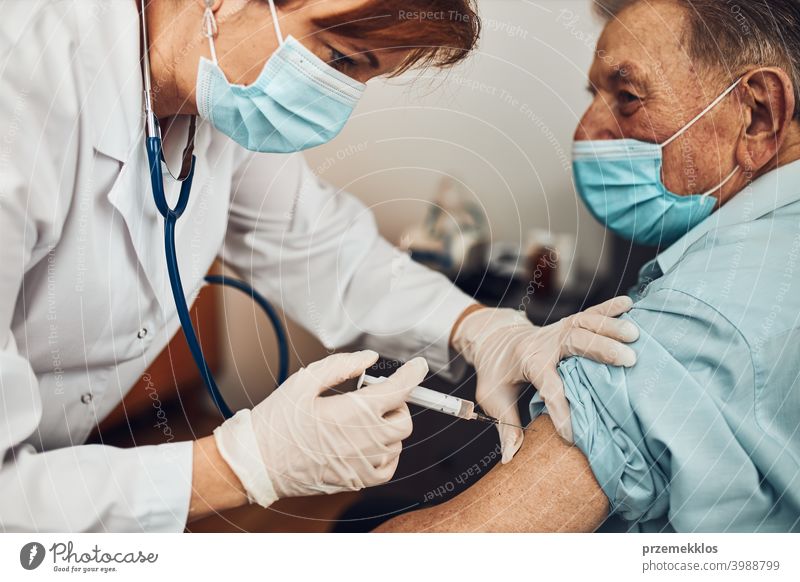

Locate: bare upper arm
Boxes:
[374,415,609,532]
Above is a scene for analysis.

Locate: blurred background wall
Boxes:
[214,0,613,410]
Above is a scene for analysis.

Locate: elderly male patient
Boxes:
[378,0,800,533]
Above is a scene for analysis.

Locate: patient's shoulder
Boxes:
[647,217,800,341]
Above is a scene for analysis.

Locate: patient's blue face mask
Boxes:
[195,0,365,153]
[572,78,742,247]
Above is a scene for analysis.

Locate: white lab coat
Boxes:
[0,0,473,532]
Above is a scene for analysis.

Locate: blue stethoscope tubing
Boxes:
[144,133,289,420]
[140,1,287,419]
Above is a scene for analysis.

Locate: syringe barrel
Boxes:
[359,374,475,420]
[407,386,475,419]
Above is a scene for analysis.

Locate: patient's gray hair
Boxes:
[594,0,800,118]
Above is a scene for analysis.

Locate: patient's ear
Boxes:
[735,67,796,172]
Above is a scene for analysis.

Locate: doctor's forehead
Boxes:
[591,0,696,87]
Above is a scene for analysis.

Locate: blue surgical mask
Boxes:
[572,78,742,247]
[195,0,365,153]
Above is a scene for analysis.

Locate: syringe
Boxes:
[356,373,525,429]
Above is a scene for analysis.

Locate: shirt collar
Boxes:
[657,159,800,273]
[76,0,143,163]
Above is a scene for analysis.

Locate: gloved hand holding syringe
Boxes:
[357,372,527,430]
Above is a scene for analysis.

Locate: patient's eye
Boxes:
[618,90,643,114]
[619,90,641,104]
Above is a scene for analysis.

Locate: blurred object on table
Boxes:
[401,175,488,278]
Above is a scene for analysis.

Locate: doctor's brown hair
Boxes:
[275,0,481,76]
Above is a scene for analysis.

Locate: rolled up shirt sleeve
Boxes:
[531,288,789,531]
[221,151,474,379]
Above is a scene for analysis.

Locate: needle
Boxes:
[472,412,529,431]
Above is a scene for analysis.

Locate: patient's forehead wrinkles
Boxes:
[589,57,650,94]
[613,60,649,85]
[599,2,693,70]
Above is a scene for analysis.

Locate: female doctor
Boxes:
[0,0,639,532]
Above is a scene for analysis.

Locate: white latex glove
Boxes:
[452,296,639,462]
[213,351,427,507]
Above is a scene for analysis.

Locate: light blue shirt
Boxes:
[534,160,800,532]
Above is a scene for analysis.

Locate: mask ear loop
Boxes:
[267,0,285,46]
[660,77,743,198]
[699,165,740,198]
[203,0,219,64]
[661,78,743,148]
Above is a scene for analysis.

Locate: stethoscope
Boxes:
[138,1,288,419]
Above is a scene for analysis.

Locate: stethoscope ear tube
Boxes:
[141,0,288,416]
[146,136,195,220]
[149,131,237,416]
[148,127,288,418]
[161,201,291,419]
[164,214,234,418]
